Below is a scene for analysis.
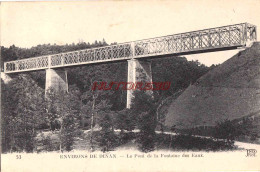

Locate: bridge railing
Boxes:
[133,23,257,57]
[4,23,257,73]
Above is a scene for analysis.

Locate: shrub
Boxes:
[214,119,254,143]
[155,133,235,151]
[97,112,118,152]
[61,115,77,151]
[136,111,156,152]
[115,109,136,132]
[12,128,36,153]
[131,91,157,152]
[118,132,136,145]
[38,133,59,152]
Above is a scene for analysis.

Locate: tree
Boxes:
[77,61,123,150]
[95,100,118,152]
[115,108,135,132]
[214,118,256,143]
[1,74,46,152]
[1,79,18,152]
[45,87,81,152]
[130,90,157,152]
[152,56,209,100]
[81,86,114,151]
[214,119,241,143]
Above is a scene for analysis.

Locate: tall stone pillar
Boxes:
[126,59,152,108]
[45,69,68,95]
[1,72,12,84]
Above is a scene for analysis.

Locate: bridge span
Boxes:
[3,23,257,108]
[4,23,257,74]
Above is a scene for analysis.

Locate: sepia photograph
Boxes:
[1,0,260,171]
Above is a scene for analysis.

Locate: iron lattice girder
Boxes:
[4,23,257,73]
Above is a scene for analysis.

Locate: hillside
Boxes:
[165,42,260,129]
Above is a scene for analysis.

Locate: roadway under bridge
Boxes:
[2,23,257,108]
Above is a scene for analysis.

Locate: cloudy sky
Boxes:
[1,0,260,66]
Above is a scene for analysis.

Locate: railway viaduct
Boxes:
[2,23,257,108]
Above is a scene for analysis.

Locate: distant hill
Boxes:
[165,42,260,129]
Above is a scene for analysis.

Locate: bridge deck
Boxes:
[4,23,257,73]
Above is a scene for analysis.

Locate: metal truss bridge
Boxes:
[4,23,257,74]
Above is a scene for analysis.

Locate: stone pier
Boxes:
[45,69,68,94]
[1,72,12,84]
[126,59,153,108]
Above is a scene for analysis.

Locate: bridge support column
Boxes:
[1,73,12,84]
[45,69,68,95]
[126,59,153,108]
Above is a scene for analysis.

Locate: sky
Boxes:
[1,0,260,66]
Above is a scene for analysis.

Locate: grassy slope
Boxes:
[165,42,260,129]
